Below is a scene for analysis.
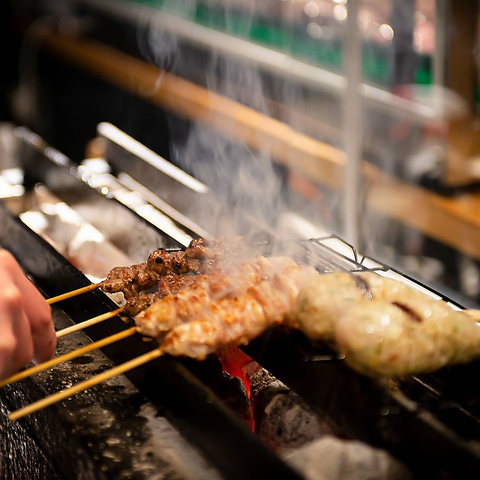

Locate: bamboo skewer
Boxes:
[9,348,164,421]
[0,327,137,388]
[56,307,124,338]
[47,283,102,305]
[464,310,480,322]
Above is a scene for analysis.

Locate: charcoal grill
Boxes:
[1,125,480,480]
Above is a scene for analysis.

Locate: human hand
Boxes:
[0,249,56,379]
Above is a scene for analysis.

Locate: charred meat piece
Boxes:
[124,293,158,317]
[147,249,201,276]
[124,274,199,316]
[157,274,198,297]
[101,264,154,299]
[129,263,160,291]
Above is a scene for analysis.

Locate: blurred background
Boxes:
[1,0,480,306]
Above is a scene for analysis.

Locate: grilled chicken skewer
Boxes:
[159,264,318,359]
[46,248,198,305]
[53,255,296,338]
[47,237,250,304]
[3,256,297,388]
[135,256,297,338]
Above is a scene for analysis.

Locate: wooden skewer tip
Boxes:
[464,309,480,322]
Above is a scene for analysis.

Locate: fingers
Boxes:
[11,265,56,363]
[0,285,34,379]
[0,250,56,376]
[30,310,57,364]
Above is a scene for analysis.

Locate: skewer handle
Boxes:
[47,283,102,304]
[0,327,137,388]
[56,308,124,338]
[9,348,163,421]
[464,309,480,322]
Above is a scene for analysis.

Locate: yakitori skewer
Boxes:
[45,237,250,304]
[6,257,298,387]
[55,307,124,338]
[0,327,137,388]
[9,348,163,421]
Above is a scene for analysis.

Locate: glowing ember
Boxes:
[218,346,258,398]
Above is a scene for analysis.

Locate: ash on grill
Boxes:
[219,350,411,480]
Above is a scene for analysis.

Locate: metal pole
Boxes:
[343,0,363,247]
[433,0,448,88]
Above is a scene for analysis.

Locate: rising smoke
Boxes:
[140,0,333,240]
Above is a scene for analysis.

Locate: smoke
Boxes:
[138,0,457,277]
[141,1,298,237]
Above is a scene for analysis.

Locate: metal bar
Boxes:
[342,0,363,248]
